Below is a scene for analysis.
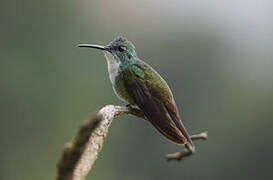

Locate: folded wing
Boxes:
[123,71,187,144]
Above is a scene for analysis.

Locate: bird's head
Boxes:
[78,36,137,66]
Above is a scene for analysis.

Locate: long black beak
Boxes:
[77,44,109,51]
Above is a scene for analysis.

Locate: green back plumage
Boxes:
[114,59,173,108]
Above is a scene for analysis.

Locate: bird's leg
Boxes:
[165,132,208,161]
[126,104,147,120]
[126,104,133,108]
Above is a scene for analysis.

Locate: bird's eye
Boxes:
[118,46,126,52]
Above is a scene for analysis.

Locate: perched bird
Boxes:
[78,36,194,149]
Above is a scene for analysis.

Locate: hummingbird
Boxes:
[78,36,194,149]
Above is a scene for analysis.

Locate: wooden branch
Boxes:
[56,105,208,180]
[56,105,145,180]
[166,132,208,161]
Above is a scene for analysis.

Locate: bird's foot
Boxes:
[125,104,146,120]
[126,104,133,108]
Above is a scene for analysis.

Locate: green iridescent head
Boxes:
[78,36,137,64]
[107,36,136,60]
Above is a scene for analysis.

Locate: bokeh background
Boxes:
[1,0,273,179]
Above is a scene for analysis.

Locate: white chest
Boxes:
[104,52,120,85]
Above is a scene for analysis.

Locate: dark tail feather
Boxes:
[137,95,187,145]
[165,104,194,148]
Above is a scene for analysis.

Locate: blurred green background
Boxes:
[1,0,273,179]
